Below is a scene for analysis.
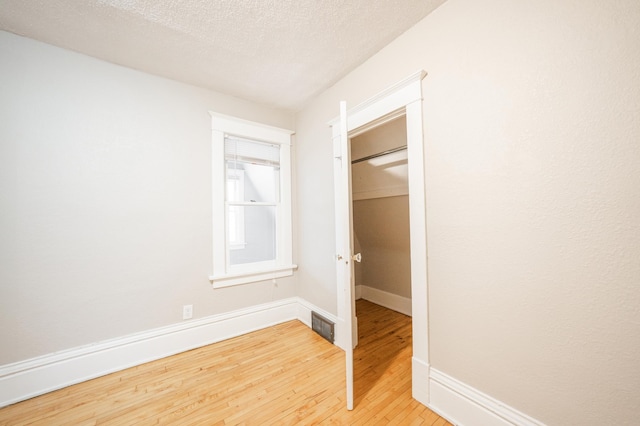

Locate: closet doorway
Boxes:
[351,116,412,316]
[330,70,429,409]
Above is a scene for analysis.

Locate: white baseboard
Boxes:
[359,285,412,316]
[429,368,545,426]
[296,297,347,350]
[1,298,544,426]
[0,298,304,408]
[412,357,430,406]
[295,297,339,329]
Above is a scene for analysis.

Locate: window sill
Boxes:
[209,264,298,289]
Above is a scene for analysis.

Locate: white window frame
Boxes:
[209,112,296,288]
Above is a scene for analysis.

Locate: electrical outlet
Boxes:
[182,304,193,320]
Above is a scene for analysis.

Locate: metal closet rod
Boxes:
[351,146,407,164]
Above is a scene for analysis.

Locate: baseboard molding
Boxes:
[429,368,545,426]
[295,297,339,329]
[296,298,346,349]
[412,357,430,406]
[0,297,305,408]
[0,299,546,426]
[359,285,412,316]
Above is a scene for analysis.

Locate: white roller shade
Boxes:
[225,135,280,168]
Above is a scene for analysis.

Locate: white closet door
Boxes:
[333,100,357,410]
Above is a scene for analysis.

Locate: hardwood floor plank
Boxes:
[0,300,452,425]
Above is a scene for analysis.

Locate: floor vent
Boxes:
[311,311,335,343]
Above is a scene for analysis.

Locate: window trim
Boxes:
[209,112,296,288]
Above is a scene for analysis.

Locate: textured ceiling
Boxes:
[0,0,445,111]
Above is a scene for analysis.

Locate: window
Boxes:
[209,112,296,288]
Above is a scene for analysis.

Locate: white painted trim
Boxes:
[360,285,412,317]
[209,111,294,144]
[328,70,427,131]
[406,97,429,368]
[0,298,302,408]
[295,298,352,351]
[413,357,431,407]
[429,369,546,426]
[209,264,297,288]
[295,297,340,329]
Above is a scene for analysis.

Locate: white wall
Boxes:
[0,31,295,365]
[295,0,640,424]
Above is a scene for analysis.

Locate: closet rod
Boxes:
[351,146,407,164]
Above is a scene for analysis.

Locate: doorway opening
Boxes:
[351,115,412,317]
[330,70,430,408]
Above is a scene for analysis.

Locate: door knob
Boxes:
[352,253,362,262]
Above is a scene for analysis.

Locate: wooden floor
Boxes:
[0,300,451,425]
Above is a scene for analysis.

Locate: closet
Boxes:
[351,116,411,316]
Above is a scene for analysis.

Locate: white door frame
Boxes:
[329,70,430,406]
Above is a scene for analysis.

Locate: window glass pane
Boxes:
[227,162,279,203]
[226,137,279,203]
[228,205,276,265]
